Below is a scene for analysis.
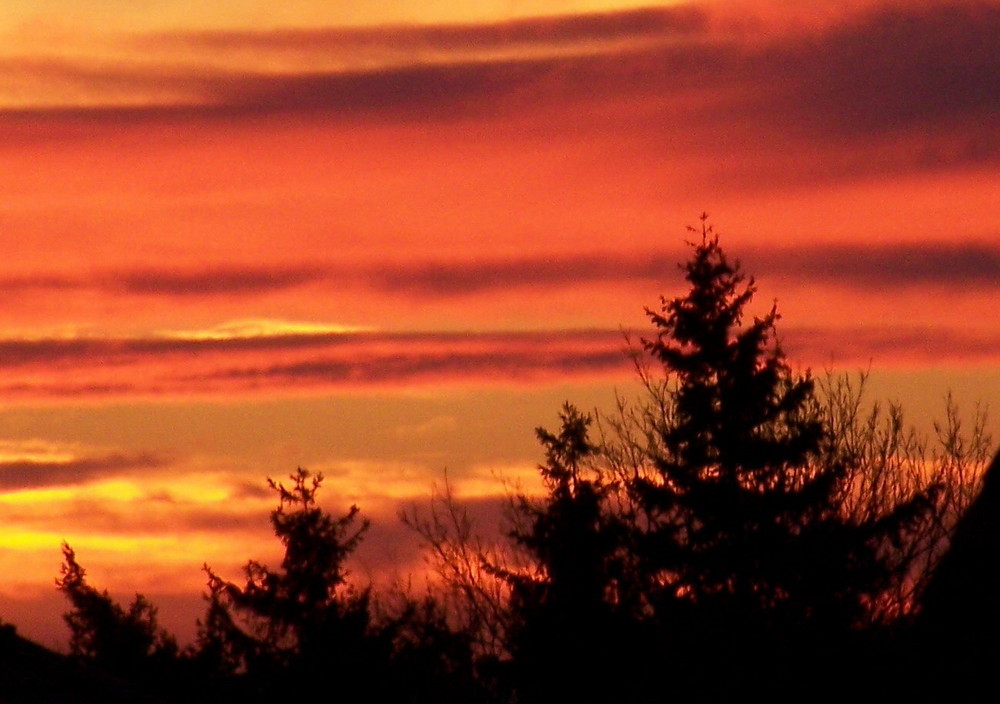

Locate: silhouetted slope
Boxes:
[920,449,1000,659]
[0,624,155,702]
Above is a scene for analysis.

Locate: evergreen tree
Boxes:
[624,218,928,689]
[495,404,624,702]
[56,543,177,677]
[200,468,383,695]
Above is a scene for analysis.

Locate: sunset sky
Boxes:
[0,0,997,648]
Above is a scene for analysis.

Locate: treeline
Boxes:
[34,224,997,701]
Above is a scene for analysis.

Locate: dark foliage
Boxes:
[198,468,385,696]
[194,467,489,701]
[56,543,179,695]
[632,220,919,624]
[492,404,628,702]
[379,594,490,703]
[606,220,930,693]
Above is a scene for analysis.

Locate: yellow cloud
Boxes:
[160,318,373,341]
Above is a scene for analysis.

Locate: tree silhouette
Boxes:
[611,218,932,692]
[819,375,990,622]
[200,468,383,695]
[56,542,177,678]
[914,447,1000,693]
[25,217,990,701]
[392,218,988,698]
[493,403,625,702]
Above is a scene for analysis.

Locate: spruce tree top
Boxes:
[634,217,887,630]
[643,215,824,491]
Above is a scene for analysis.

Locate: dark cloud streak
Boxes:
[149,6,707,55]
[773,2,1000,136]
[193,348,629,387]
[0,322,998,402]
[0,264,334,298]
[0,241,996,306]
[0,329,620,368]
[4,2,996,146]
[782,326,1000,366]
[744,242,1000,288]
[370,253,679,295]
[107,265,329,296]
[159,0,1000,149]
[0,328,633,399]
[0,452,165,490]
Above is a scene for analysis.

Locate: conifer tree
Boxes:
[628,217,925,641]
[57,543,177,676]
[496,403,624,702]
[200,468,380,692]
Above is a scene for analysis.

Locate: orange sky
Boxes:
[0,0,997,648]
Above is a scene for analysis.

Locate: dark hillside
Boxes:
[0,624,147,703]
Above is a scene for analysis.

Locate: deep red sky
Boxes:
[0,0,997,648]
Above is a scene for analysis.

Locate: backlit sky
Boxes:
[0,0,997,647]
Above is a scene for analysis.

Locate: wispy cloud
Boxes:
[781,325,1000,367]
[4,2,996,163]
[108,265,330,295]
[0,7,706,109]
[0,321,995,401]
[0,241,995,304]
[0,265,330,297]
[0,327,632,400]
[189,345,626,388]
[144,7,707,59]
[0,442,165,490]
[746,242,1000,288]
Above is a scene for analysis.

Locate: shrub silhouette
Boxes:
[817,376,991,624]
